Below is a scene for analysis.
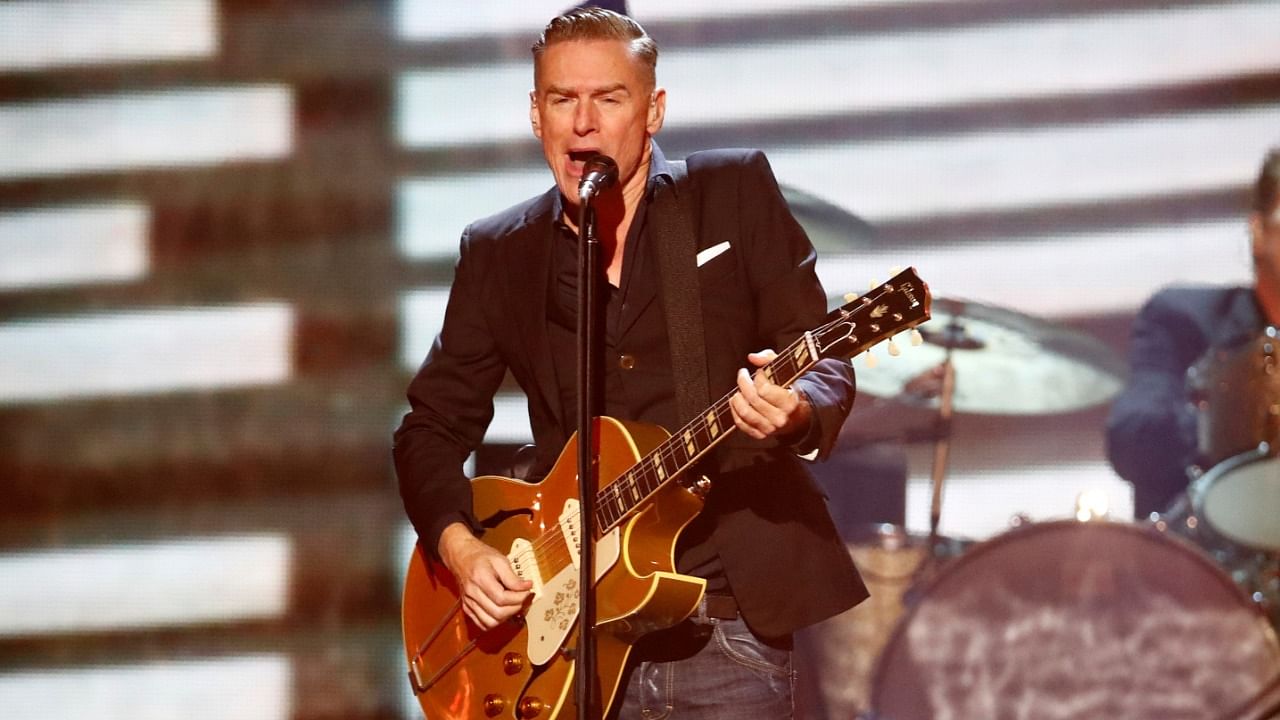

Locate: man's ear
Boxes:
[647,87,667,135]
[529,90,542,139]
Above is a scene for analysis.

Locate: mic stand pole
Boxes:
[575,198,602,720]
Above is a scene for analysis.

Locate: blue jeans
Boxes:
[610,617,794,720]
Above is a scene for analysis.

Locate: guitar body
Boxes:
[402,417,707,720]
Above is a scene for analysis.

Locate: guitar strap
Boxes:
[650,159,711,420]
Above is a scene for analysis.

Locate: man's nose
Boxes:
[573,102,597,135]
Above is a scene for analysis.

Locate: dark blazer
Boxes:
[394,146,867,638]
[1106,284,1262,516]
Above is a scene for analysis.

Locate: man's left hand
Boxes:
[729,349,812,440]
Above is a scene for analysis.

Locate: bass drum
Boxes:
[868,520,1280,720]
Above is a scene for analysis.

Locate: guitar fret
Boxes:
[666,446,681,476]
[791,342,807,365]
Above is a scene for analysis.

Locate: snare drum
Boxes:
[1191,447,1280,552]
[868,520,1280,720]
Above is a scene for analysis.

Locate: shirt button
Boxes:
[619,354,636,370]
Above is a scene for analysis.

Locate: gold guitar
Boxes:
[402,268,931,720]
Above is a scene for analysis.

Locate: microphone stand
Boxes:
[575,194,602,720]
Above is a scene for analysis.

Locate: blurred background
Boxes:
[2,1,1278,719]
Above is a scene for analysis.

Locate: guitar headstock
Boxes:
[814,267,931,363]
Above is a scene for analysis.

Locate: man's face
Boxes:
[530,39,665,210]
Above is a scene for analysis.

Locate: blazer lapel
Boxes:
[504,189,565,431]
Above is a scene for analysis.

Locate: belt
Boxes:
[697,593,739,622]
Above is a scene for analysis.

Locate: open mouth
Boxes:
[566,149,598,175]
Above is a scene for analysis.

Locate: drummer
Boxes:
[1107,147,1280,518]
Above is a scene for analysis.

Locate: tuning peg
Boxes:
[863,352,878,368]
[910,329,923,346]
[844,292,858,303]
[889,265,902,276]
[887,338,901,357]
[868,278,880,290]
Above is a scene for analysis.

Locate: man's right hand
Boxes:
[438,522,533,630]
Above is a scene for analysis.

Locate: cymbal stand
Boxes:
[927,345,957,550]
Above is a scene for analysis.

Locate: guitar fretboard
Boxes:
[593,333,818,532]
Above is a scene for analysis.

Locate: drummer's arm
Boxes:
[1105,293,1200,487]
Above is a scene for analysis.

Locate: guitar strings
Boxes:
[503,281,898,584]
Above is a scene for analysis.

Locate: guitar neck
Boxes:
[592,266,931,536]
[593,332,818,533]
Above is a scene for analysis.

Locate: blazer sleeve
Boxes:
[1105,289,1201,496]
[734,149,856,460]
[393,226,509,556]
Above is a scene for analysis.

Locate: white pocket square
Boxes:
[696,241,731,268]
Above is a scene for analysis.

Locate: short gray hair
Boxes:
[531,8,658,89]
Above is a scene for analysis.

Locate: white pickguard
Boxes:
[519,498,621,666]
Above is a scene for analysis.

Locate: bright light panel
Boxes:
[0,86,293,180]
[0,655,291,720]
[0,303,295,403]
[905,462,1134,540]
[396,3,1280,147]
[0,0,218,72]
[0,203,150,291]
[0,534,291,637]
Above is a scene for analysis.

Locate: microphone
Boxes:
[577,154,618,201]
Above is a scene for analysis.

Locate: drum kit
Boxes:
[800,300,1280,720]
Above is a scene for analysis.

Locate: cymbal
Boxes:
[782,184,876,253]
[855,297,1127,415]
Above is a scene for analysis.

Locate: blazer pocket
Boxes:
[697,242,738,286]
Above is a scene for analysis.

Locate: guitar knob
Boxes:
[503,652,525,675]
[483,694,507,717]
[518,696,546,718]
[887,339,901,357]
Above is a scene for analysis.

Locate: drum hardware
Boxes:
[923,311,960,553]
[1153,490,1280,632]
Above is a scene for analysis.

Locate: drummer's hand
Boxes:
[438,522,533,630]
[730,349,812,440]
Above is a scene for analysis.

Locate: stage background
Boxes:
[2,1,1278,718]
